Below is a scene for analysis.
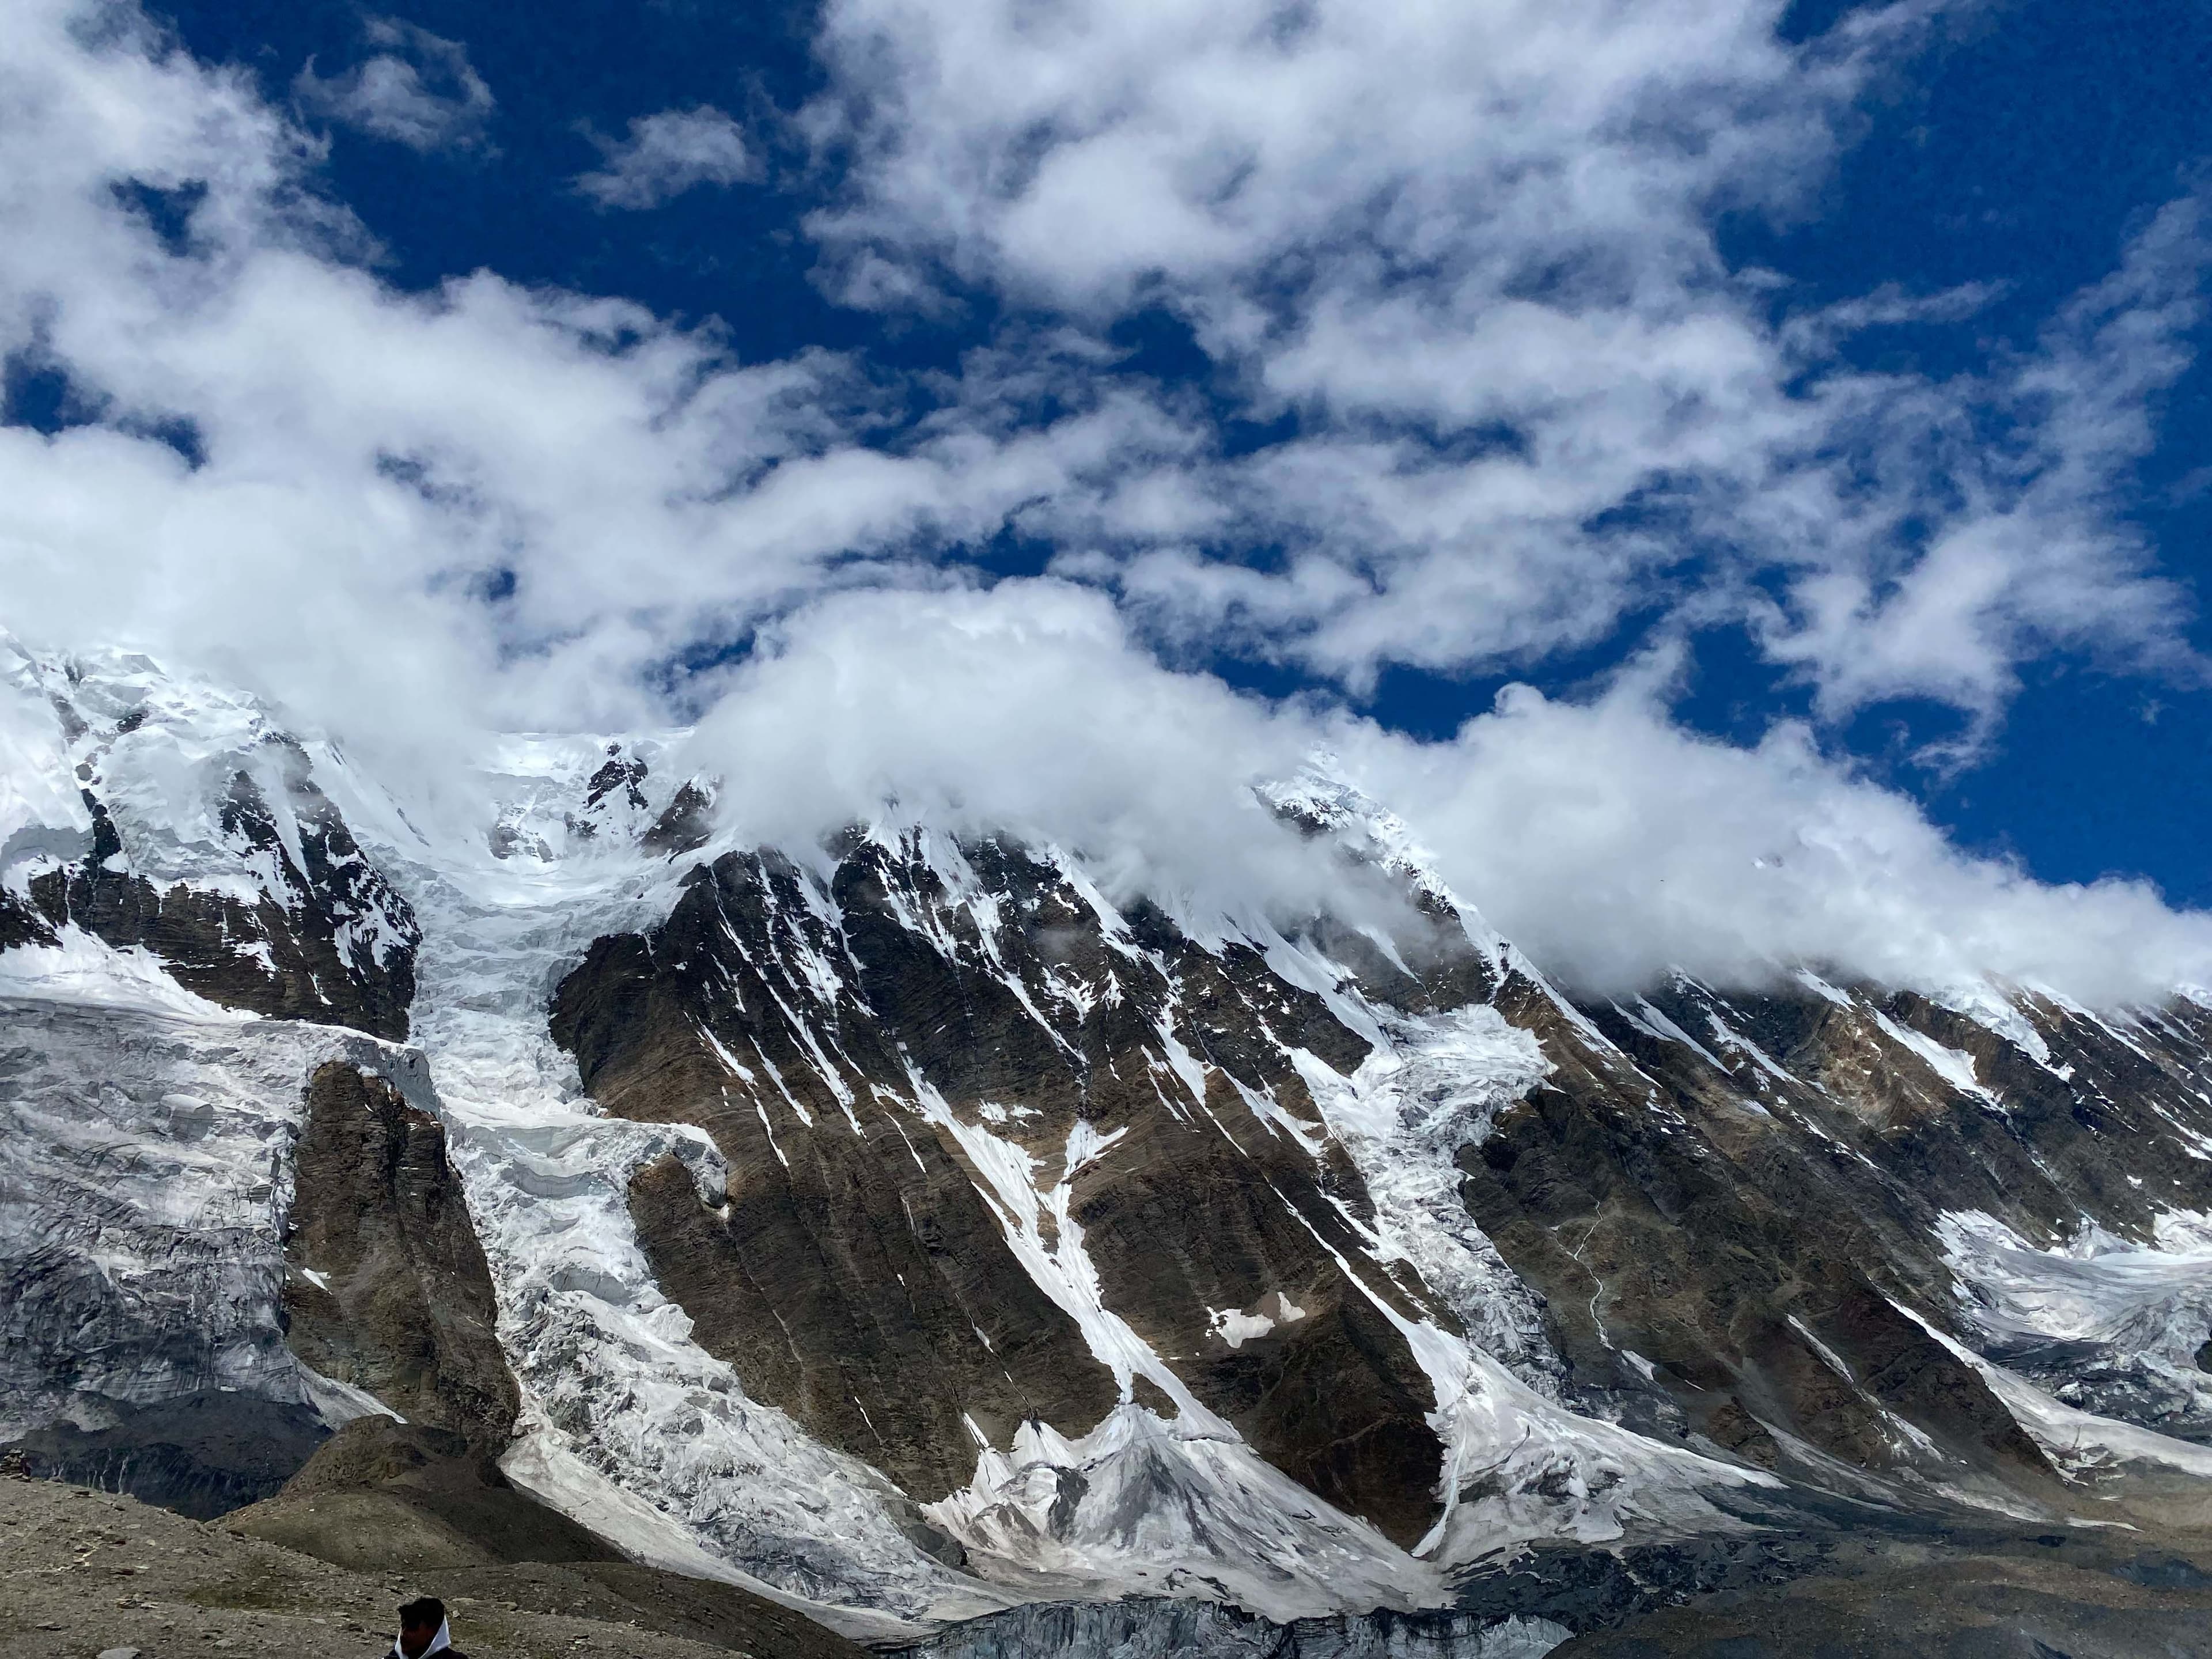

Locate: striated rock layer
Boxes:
[3,645,2212,1657]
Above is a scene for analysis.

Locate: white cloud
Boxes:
[689,584,2212,1004]
[0,0,2207,1007]
[684,581,1342,911]
[294,16,495,153]
[1755,195,2210,741]
[575,107,757,210]
[803,0,2206,720]
[806,0,1848,308]
[1354,663,2212,1001]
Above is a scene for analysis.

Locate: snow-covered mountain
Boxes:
[6,639,2212,1656]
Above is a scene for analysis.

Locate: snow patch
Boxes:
[927,1404,1446,1623]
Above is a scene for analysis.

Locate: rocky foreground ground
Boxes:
[0,1475,863,1659]
[6,1468,2212,1658]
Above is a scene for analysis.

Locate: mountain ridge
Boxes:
[5,639,2211,1655]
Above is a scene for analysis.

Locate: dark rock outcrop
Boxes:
[1448,968,2212,1484]
[280,1062,517,1450]
[0,886,56,950]
[554,806,2212,1567]
[643,779,715,855]
[29,755,417,1038]
[554,834,1450,1542]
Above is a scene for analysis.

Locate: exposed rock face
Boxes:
[0,1024,513,1526]
[0,887,55,950]
[29,760,417,1039]
[4,647,419,1039]
[551,835,1452,1547]
[1461,973,2212,1480]
[642,779,715,855]
[1455,990,2048,1487]
[281,1061,517,1448]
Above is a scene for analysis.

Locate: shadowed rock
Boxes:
[280,1062,516,1448]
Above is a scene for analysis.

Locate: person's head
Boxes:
[396,1596,446,1657]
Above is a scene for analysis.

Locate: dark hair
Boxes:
[398,1597,446,1630]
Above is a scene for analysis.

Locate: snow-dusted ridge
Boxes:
[333,724,1769,1623]
[9,649,2212,1654]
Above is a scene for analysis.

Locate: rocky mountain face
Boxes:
[3,641,2211,1656]
[2,649,418,1037]
[279,1061,518,1448]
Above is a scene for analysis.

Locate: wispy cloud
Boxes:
[575,107,757,210]
[801,0,2205,731]
[294,16,495,153]
[0,0,2207,1001]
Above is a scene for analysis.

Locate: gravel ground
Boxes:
[0,1475,858,1658]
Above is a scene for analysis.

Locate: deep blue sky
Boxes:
[153,0,2212,905]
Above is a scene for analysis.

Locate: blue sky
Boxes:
[142,0,2211,900]
[3,0,2210,993]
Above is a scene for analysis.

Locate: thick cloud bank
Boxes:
[683,584,2212,1003]
[0,0,2206,1004]
[1358,677,2212,1002]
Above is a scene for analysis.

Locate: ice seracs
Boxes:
[1939,1207,2212,1440]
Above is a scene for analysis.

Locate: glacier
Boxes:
[7,642,2212,1656]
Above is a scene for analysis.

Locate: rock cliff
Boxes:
[3,646,2211,1656]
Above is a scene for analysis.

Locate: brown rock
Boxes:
[282,1062,516,1450]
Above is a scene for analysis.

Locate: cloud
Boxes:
[802,0,2206,722]
[1353,664,2212,1001]
[1755,195,2211,742]
[294,16,495,153]
[0,0,2209,1007]
[688,583,2212,1004]
[0,1,1177,770]
[575,107,758,210]
[684,581,1346,910]
[807,0,1859,308]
